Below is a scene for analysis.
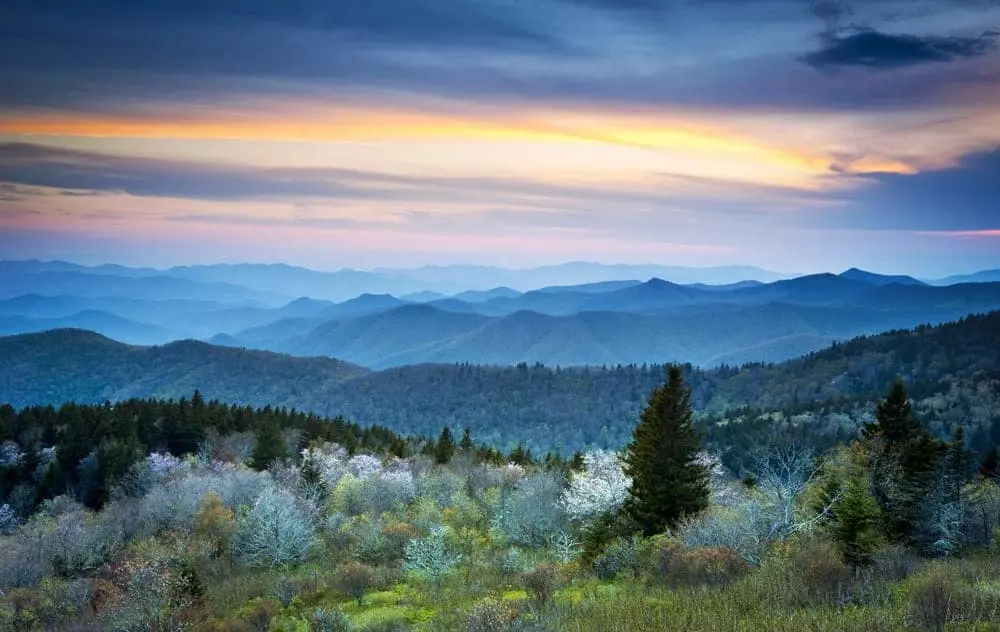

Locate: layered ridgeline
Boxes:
[2,312,998,459]
[4,260,1000,367]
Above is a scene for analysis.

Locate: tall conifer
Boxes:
[251,414,287,470]
[434,426,456,464]
[623,365,708,536]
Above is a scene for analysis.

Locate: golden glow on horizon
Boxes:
[4,98,988,193]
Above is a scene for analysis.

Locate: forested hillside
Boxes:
[3,313,999,458]
[0,329,367,408]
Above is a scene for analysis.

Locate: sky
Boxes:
[0,0,998,276]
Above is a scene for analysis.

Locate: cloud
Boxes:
[823,148,1000,231]
[803,29,998,69]
[1,0,995,117]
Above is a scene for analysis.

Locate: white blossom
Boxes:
[347,454,383,479]
[560,451,631,520]
[0,504,18,534]
[404,525,461,583]
[145,452,182,478]
[0,442,23,469]
[232,486,314,568]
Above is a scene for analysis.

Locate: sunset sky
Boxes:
[1,0,998,275]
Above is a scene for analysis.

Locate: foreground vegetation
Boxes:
[1,368,999,630]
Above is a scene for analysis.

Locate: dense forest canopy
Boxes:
[2,312,998,457]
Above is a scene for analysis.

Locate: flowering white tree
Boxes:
[363,467,417,514]
[0,441,23,469]
[560,451,631,520]
[300,444,351,487]
[404,526,461,585]
[0,503,18,534]
[348,454,383,479]
[232,486,314,568]
[492,472,567,548]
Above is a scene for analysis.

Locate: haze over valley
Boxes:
[4,259,1000,369]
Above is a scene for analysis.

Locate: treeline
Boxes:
[0,394,407,514]
[0,394,575,520]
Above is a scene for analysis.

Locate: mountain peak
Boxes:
[839,268,925,286]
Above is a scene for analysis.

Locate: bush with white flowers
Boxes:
[560,450,631,521]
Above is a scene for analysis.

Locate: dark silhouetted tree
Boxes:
[623,365,709,536]
[434,426,456,465]
[251,415,287,470]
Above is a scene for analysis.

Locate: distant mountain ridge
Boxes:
[4,260,1000,367]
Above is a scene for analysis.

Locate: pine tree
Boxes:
[434,426,456,465]
[863,377,921,446]
[509,442,532,466]
[864,379,944,546]
[946,426,976,493]
[459,427,474,453]
[251,415,287,470]
[980,446,1000,479]
[828,477,882,568]
[623,365,709,536]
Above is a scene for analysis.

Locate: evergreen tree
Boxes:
[946,426,976,492]
[459,427,474,453]
[980,446,1000,479]
[251,415,287,470]
[509,442,532,466]
[863,377,921,446]
[864,379,944,546]
[299,450,327,501]
[623,365,709,536]
[434,426,456,465]
[816,450,883,569]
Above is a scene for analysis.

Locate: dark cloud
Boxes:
[803,29,998,69]
[826,149,1000,231]
[0,0,995,116]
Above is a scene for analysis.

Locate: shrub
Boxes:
[238,598,281,632]
[907,567,969,632]
[311,607,351,632]
[381,522,419,562]
[269,576,301,608]
[193,492,236,559]
[560,451,631,521]
[653,540,750,587]
[790,540,852,605]
[871,544,918,582]
[465,598,516,632]
[100,558,195,632]
[404,526,461,585]
[491,472,567,549]
[522,563,559,607]
[232,487,313,568]
[593,536,643,580]
[363,469,417,515]
[500,548,524,578]
[337,562,377,605]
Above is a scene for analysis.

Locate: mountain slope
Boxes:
[839,268,926,286]
[0,329,368,409]
[3,313,998,453]
[0,310,174,344]
[0,269,284,305]
[933,270,1000,285]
